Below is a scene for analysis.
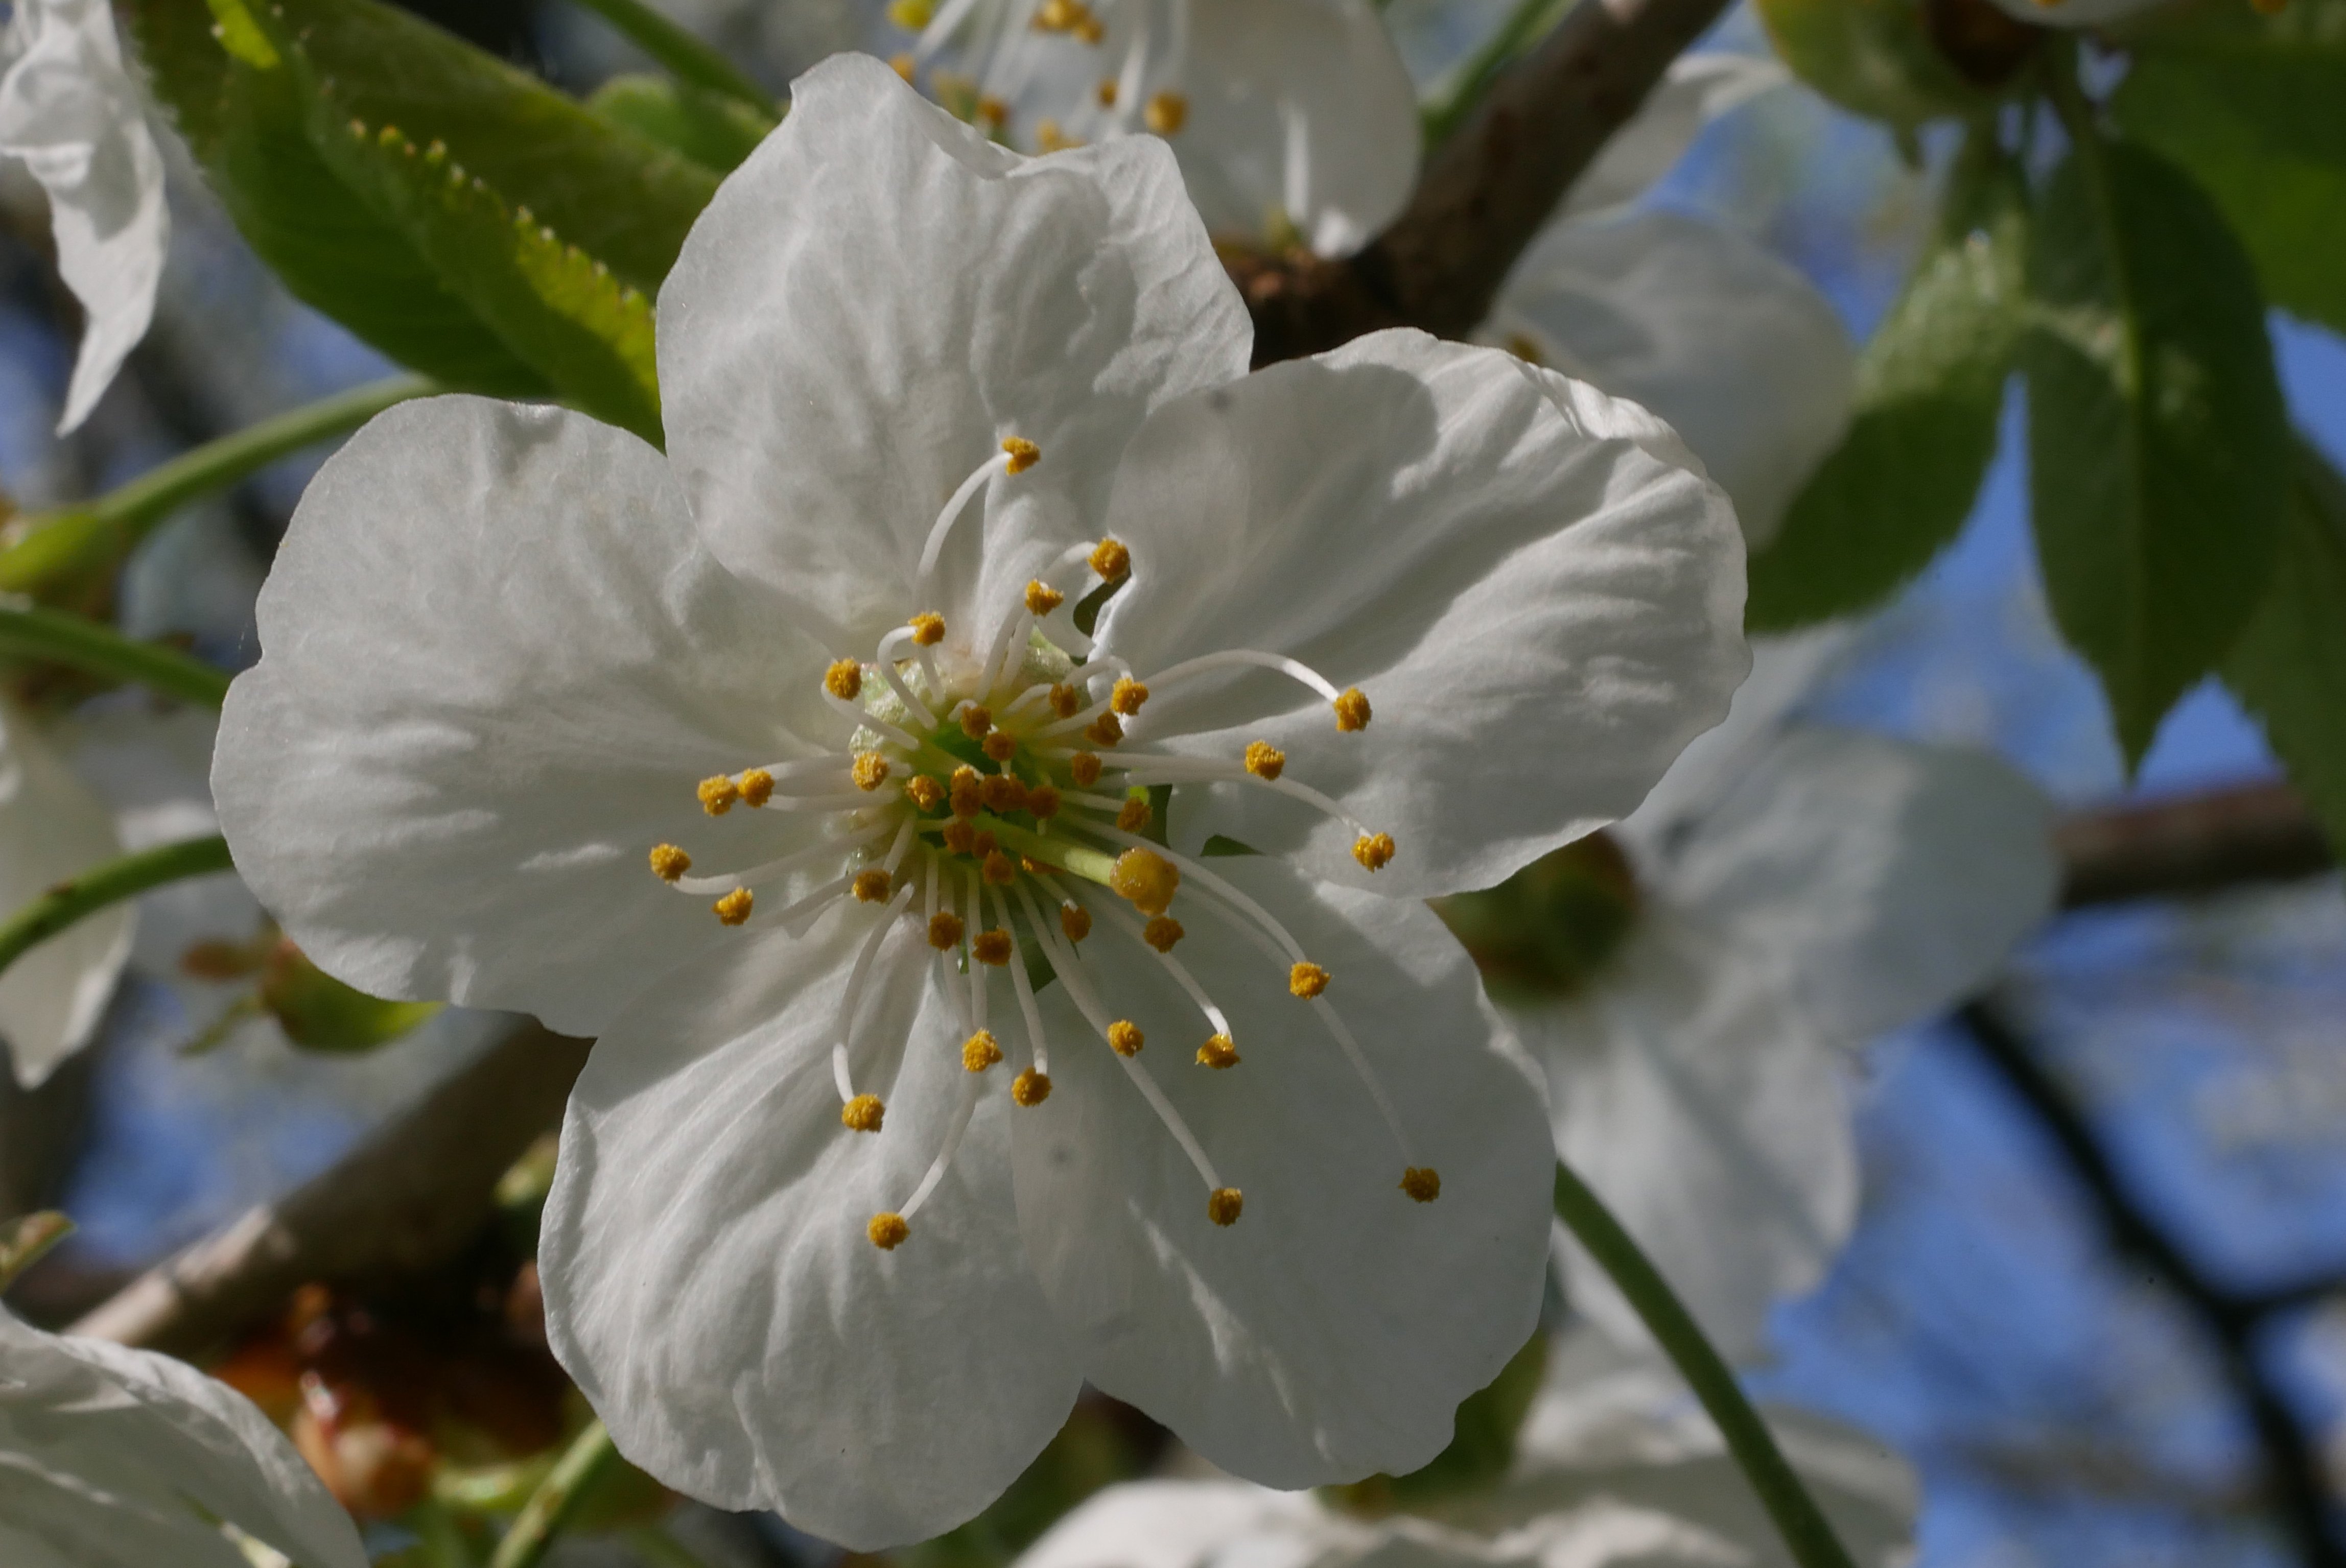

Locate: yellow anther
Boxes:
[1116,795,1153,833]
[909,612,946,646]
[1013,1068,1052,1106]
[1144,91,1188,136]
[1028,784,1063,819]
[649,844,691,883]
[1143,916,1184,952]
[963,1030,1002,1072]
[977,94,1009,128]
[942,820,977,856]
[906,774,946,811]
[1048,684,1082,718]
[842,1094,885,1133]
[1001,436,1041,473]
[869,1212,909,1249]
[1110,677,1149,716]
[1108,1020,1144,1056]
[888,51,917,82]
[1089,537,1131,580]
[1086,712,1124,747]
[950,765,984,819]
[852,753,890,791]
[1400,1167,1442,1203]
[1111,847,1180,916]
[1070,752,1103,786]
[972,829,999,858]
[1207,1187,1243,1226]
[1244,740,1285,780]
[1334,687,1372,731]
[885,0,931,27]
[960,704,994,741]
[1197,1034,1239,1070]
[738,769,775,807]
[1061,902,1092,943]
[1074,13,1102,41]
[972,929,1014,966]
[929,911,966,949]
[1096,77,1118,107]
[1032,0,1090,29]
[1026,580,1066,615]
[982,774,1029,813]
[981,851,1018,887]
[698,774,741,815]
[1352,832,1396,872]
[714,888,755,925]
[1289,961,1330,999]
[825,658,864,700]
[853,869,892,903]
[983,731,1018,762]
[1505,332,1544,366]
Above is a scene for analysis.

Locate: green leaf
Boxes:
[2222,439,2346,856]
[1747,145,2026,630]
[587,74,775,174]
[1753,0,2015,128]
[2023,134,2288,765]
[2113,42,2346,335]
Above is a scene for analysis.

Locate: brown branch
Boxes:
[68,1019,589,1358]
[2057,782,2334,910]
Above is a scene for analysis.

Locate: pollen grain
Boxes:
[649,844,691,883]
[841,1094,886,1133]
[1334,687,1372,731]
[825,659,864,700]
[697,774,741,815]
[852,752,890,791]
[868,1212,909,1249]
[1143,916,1184,953]
[1088,537,1131,581]
[1244,740,1285,780]
[852,869,892,903]
[1352,833,1396,872]
[928,911,966,949]
[1289,961,1330,999]
[1108,1020,1144,1057]
[1197,1034,1239,1069]
[963,1030,1003,1072]
[1400,1167,1442,1203]
[1013,1067,1053,1106]
[972,929,1014,967]
[1207,1187,1242,1226]
[1001,436,1041,473]
[714,888,754,925]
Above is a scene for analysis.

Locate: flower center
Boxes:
[646,439,1429,1250]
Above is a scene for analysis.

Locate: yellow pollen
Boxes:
[983,731,1018,762]
[1352,832,1396,872]
[1244,740,1285,780]
[972,830,999,858]
[1108,1020,1144,1056]
[1025,580,1065,615]
[1028,785,1063,819]
[950,765,984,819]
[869,1212,909,1249]
[1075,14,1102,41]
[1110,677,1149,716]
[1144,91,1188,136]
[977,94,1009,128]
[1070,752,1103,786]
[1086,712,1124,747]
[1334,687,1372,731]
[888,51,917,82]
[1096,77,1118,107]
[942,820,977,856]
[1111,847,1180,916]
[960,704,994,741]
[963,1029,1002,1072]
[649,844,691,883]
[824,659,864,700]
[972,929,1014,966]
[714,888,755,925]
[1032,0,1090,29]
[1197,1033,1239,1069]
[981,851,1018,887]
[1289,961,1330,999]
[852,753,890,791]
[928,911,965,949]
[1505,332,1544,365]
[982,773,1029,813]
[1002,436,1042,473]
[906,774,946,811]
[1207,1187,1242,1226]
[909,612,946,647]
[842,1094,885,1133]
[853,869,892,903]
[1061,903,1092,943]
[739,769,776,807]
[1143,916,1184,952]
[1116,795,1153,833]
[1089,538,1131,580]
[698,774,741,815]
[1400,1167,1442,1203]
[1048,684,1082,718]
[885,0,932,27]
[1013,1068,1052,1106]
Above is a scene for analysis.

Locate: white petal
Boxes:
[1095,330,1747,899]
[1529,913,1857,1365]
[0,0,169,433]
[1616,630,1851,843]
[1488,212,1855,549]
[214,396,831,1039]
[0,698,130,1087]
[539,908,1082,1549]
[1653,727,2058,1044]
[658,52,1251,654]
[1011,859,1553,1486]
[0,1307,368,1568]
[1015,1479,1340,1568]
[1562,53,1786,220]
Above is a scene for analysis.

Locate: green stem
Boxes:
[1551,1160,1858,1568]
[566,0,777,116]
[0,1210,73,1293]
[488,1421,622,1568]
[1420,0,1572,150]
[0,375,433,599]
[407,1497,481,1568]
[0,604,230,707]
[0,837,236,984]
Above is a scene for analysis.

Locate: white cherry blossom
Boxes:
[212,55,1748,1548]
[0,0,170,433]
[0,1304,368,1568]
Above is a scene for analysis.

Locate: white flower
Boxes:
[1015,1329,1918,1568]
[0,1304,367,1568]
[1516,636,2058,1361]
[213,55,1748,1549]
[0,0,170,434]
[900,0,1419,256]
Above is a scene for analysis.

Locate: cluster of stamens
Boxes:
[888,0,1195,159]
[647,435,1434,1253]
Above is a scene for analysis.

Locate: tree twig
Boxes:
[2057,782,2332,909]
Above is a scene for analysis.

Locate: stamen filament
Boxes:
[882,814,919,876]
[965,869,989,1036]
[1081,823,1309,963]
[1107,756,1379,837]
[997,883,1052,1076]
[1310,996,1418,1163]
[898,1072,983,1223]
[668,822,890,895]
[1141,649,1342,703]
[832,880,917,1103]
[978,607,1030,701]
[874,627,942,727]
[1087,893,1232,1039]
[916,452,1012,597]
[826,690,922,751]
[770,873,855,931]
[760,792,895,813]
